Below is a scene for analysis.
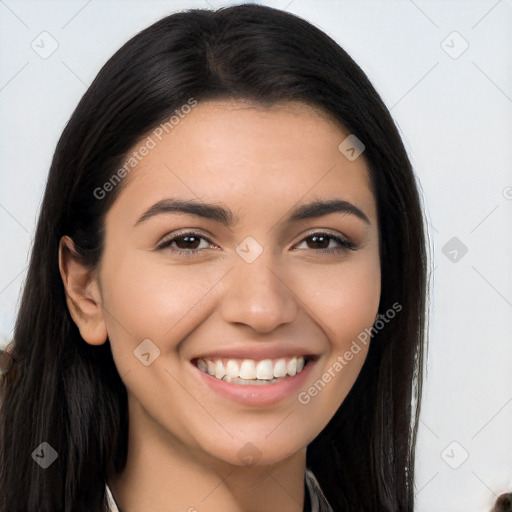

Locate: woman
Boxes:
[0,4,427,511]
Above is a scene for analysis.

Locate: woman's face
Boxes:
[91,100,380,467]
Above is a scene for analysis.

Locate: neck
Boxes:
[107,396,307,512]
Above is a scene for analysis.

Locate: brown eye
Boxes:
[296,233,356,252]
[172,235,202,250]
[157,231,215,255]
[306,234,331,249]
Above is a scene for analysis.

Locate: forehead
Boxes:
[108,99,376,225]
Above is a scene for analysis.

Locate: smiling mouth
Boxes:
[193,356,313,385]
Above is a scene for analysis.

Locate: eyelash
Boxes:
[156,230,357,257]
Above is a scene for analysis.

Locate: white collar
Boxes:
[305,467,334,512]
[104,482,119,512]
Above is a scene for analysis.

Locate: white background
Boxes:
[0,1,511,510]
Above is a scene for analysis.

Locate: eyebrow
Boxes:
[134,197,370,227]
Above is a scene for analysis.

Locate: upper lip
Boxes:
[192,345,320,362]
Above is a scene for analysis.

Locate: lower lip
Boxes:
[193,360,315,407]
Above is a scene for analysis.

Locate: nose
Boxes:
[219,249,300,334]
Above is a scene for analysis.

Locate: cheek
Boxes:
[292,267,379,436]
[301,254,381,343]
[99,251,225,363]
[294,254,380,414]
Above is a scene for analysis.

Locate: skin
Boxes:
[59,99,381,511]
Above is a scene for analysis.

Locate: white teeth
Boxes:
[227,377,279,385]
[240,359,257,379]
[256,359,274,379]
[226,360,240,378]
[287,358,297,376]
[206,359,215,376]
[273,358,287,378]
[215,360,226,380]
[195,355,308,382]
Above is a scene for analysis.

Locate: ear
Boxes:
[58,235,108,346]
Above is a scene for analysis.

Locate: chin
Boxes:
[201,434,307,469]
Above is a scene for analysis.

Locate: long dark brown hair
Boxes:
[0,4,427,511]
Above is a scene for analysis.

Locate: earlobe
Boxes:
[58,236,108,346]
